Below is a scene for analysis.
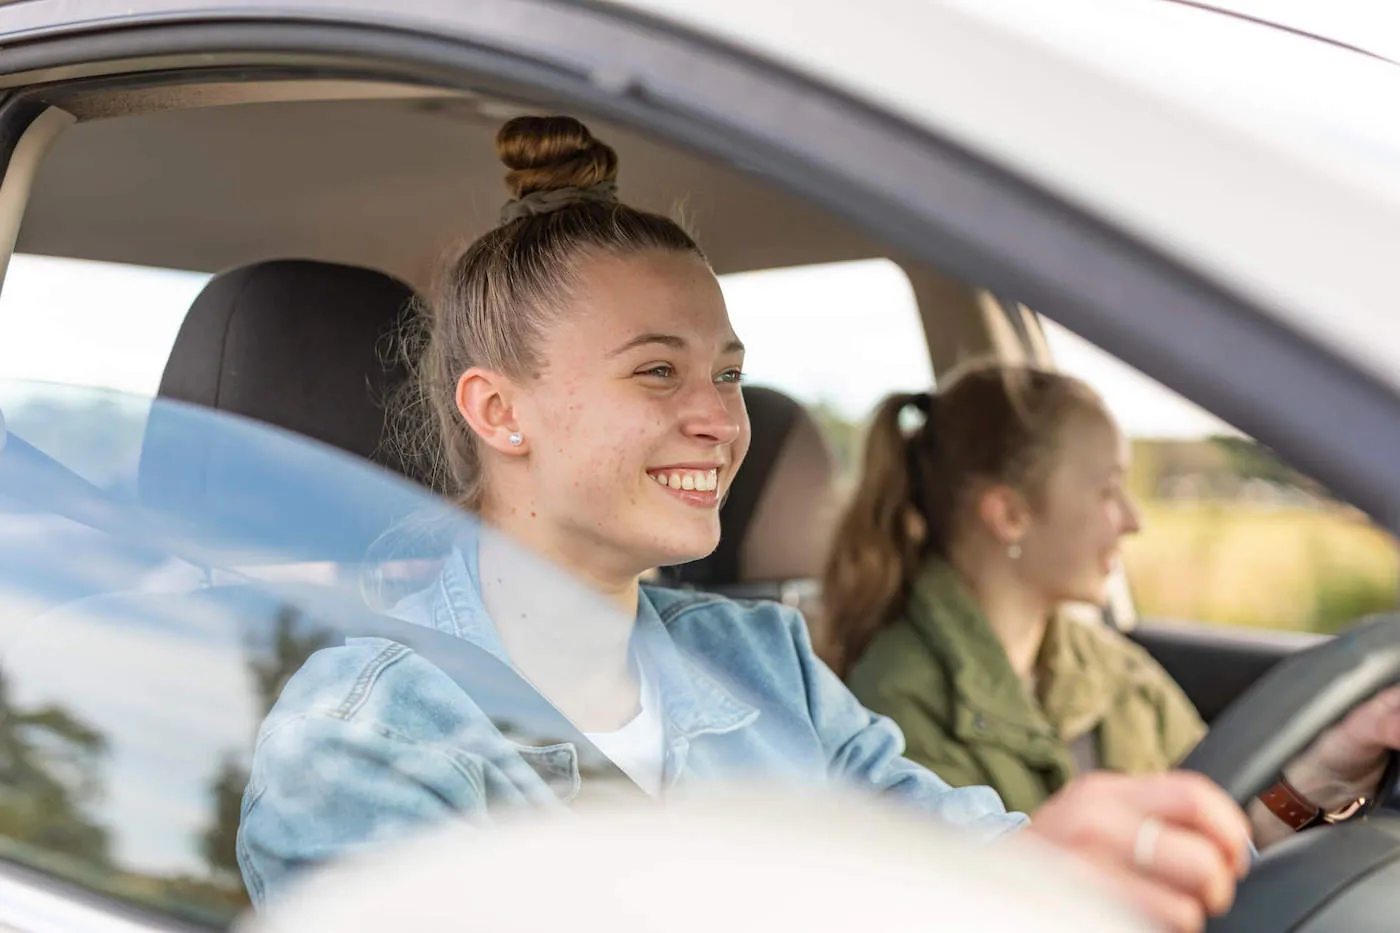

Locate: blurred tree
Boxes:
[0,671,111,865]
[200,606,332,883]
[1209,435,1325,497]
[808,400,864,480]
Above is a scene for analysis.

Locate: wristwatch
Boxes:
[1258,752,1399,831]
[1258,773,1366,830]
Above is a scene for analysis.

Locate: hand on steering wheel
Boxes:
[1275,684,1400,818]
[1024,771,1251,933]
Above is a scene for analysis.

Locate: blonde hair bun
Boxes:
[496,115,619,199]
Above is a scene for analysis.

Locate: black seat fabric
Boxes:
[144,259,420,479]
[137,260,426,562]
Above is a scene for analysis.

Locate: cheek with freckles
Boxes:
[533,392,660,512]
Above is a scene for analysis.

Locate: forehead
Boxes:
[563,250,732,344]
[1053,410,1125,472]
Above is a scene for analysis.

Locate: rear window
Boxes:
[720,259,934,478]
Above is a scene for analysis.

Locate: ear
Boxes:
[976,484,1032,548]
[455,367,526,455]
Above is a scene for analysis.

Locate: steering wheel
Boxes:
[1182,613,1400,932]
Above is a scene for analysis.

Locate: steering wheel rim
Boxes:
[1180,613,1400,804]
[1179,613,1400,932]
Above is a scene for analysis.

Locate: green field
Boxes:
[1124,503,1399,634]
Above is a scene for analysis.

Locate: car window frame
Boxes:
[0,2,1396,927]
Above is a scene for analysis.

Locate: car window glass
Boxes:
[1043,318,1399,635]
[719,259,934,480]
[0,382,656,924]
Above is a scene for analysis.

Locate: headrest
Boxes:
[672,386,840,587]
[145,259,418,473]
[137,260,424,560]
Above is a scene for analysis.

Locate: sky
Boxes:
[0,252,1233,439]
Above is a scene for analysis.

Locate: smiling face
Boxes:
[1014,414,1142,606]
[486,250,750,582]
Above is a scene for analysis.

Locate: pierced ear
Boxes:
[977,484,1031,548]
[455,367,526,455]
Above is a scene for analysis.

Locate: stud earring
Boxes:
[1008,543,1023,561]
[508,432,523,447]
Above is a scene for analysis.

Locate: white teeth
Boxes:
[650,469,721,492]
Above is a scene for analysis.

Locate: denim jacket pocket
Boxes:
[511,742,581,803]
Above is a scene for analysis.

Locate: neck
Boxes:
[947,544,1054,681]
[480,497,641,617]
[476,504,643,729]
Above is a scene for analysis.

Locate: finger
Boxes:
[1344,685,1400,751]
[1081,853,1208,933]
[1074,812,1237,916]
[1119,772,1252,876]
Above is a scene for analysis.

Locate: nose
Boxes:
[680,381,744,446]
[1119,488,1144,537]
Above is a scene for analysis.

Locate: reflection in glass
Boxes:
[0,382,646,925]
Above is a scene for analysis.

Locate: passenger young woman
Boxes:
[824,366,1198,816]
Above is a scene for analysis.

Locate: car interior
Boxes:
[0,72,1350,923]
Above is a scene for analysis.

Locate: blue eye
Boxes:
[638,364,675,379]
[716,369,745,385]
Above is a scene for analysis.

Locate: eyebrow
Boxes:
[606,333,746,358]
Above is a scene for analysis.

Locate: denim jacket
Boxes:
[236,539,1027,905]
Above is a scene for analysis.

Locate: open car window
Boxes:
[720,259,934,482]
[0,254,210,398]
[1042,320,1400,635]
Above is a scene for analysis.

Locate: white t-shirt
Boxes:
[583,662,666,796]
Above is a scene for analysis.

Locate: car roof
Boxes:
[18,83,886,291]
[600,0,1400,396]
[1164,0,1400,64]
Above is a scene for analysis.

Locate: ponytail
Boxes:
[819,391,935,675]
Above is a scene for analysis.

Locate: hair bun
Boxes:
[496,115,619,198]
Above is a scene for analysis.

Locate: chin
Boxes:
[640,525,721,572]
[1059,576,1111,608]
[662,535,721,568]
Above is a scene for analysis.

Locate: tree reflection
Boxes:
[201,606,333,884]
[0,671,111,865]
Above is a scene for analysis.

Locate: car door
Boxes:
[2,2,1400,930]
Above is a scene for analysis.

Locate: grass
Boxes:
[1123,502,1399,634]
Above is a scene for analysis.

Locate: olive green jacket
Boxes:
[847,559,1206,815]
